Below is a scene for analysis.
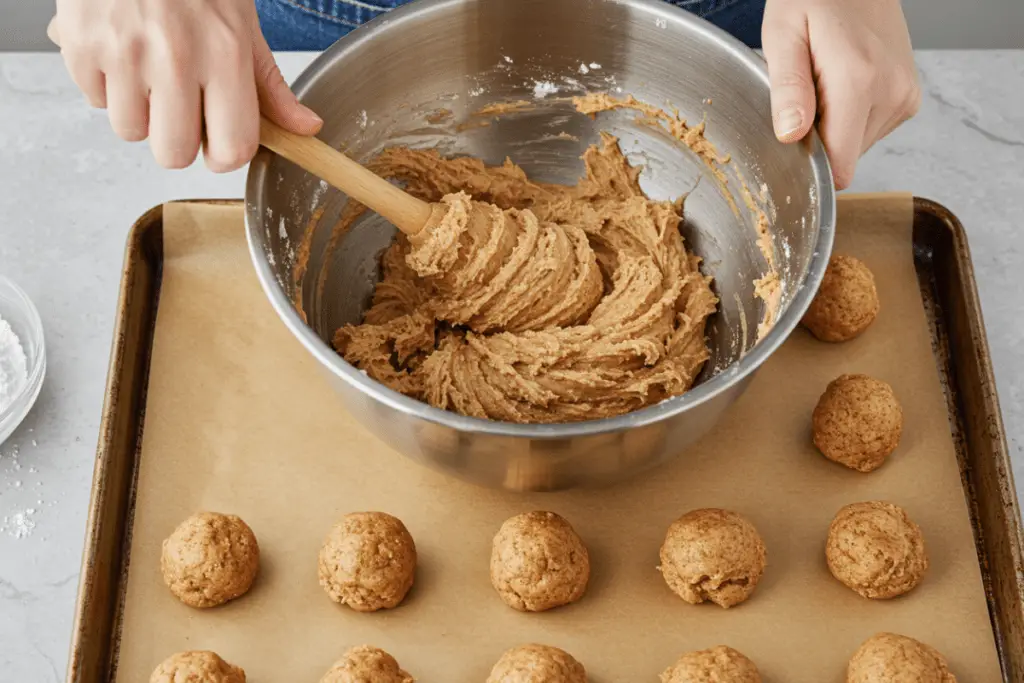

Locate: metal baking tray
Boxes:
[65,198,1024,682]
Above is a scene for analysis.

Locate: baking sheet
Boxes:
[113,195,1001,682]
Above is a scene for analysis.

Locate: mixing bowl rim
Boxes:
[244,0,837,439]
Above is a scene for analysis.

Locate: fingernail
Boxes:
[775,107,803,138]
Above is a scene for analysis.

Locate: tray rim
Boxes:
[65,196,1024,682]
[66,202,162,683]
[913,196,1021,511]
[912,196,1024,679]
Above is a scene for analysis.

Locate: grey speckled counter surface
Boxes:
[0,51,1022,680]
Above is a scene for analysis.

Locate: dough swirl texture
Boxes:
[335,133,717,423]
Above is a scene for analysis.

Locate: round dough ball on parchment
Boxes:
[149,651,245,683]
[486,644,586,683]
[318,512,417,612]
[827,501,928,599]
[659,508,767,609]
[490,511,590,612]
[160,512,259,608]
[802,254,880,342]
[847,633,956,682]
[319,645,414,683]
[813,374,903,473]
[660,646,761,683]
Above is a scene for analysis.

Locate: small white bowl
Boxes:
[0,277,45,446]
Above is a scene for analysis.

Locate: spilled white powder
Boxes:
[532,80,560,98]
[0,316,28,414]
[3,509,36,539]
[2,431,48,541]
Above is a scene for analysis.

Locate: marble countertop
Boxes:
[0,50,1022,680]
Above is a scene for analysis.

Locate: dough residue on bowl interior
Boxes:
[294,92,779,424]
[571,93,779,338]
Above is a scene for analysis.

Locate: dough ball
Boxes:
[318,512,417,612]
[486,644,586,683]
[320,645,413,683]
[813,374,903,473]
[161,512,259,608]
[826,502,928,599]
[490,511,590,612]
[802,254,880,342]
[659,508,767,609]
[660,646,761,683]
[847,633,956,682]
[150,651,245,683]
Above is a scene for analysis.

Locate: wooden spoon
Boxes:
[259,117,433,235]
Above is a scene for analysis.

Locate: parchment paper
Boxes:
[114,195,1001,682]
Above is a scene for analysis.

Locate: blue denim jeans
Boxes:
[256,0,766,51]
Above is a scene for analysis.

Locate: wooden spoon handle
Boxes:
[258,117,432,235]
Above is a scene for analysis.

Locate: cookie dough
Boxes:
[320,645,414,683]
[160,512,259,608]
[334,132,718,424]
[486,644,587,683]
[490,511,589,611]
[318,512,417,612]
[660,646,761,683]
[802,254,880,342]
[150,651,245,683]
[813,374,903,473]
[827,501,928,599]
[659,508,767,609]
[847,633,956,682]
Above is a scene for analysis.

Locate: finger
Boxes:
[761,14,817,143]
[149,76,202,169]
[252,32,322,135]
[106,70,150,142]
[46,16,60,46]
[65,57,107,109]
[50,14,106,107]
[864,72,922,153]
[861,106,891,156]
[818,98,870,190]
[201,53,260,172]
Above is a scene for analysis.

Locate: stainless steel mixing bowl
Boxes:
[245,0,835,491]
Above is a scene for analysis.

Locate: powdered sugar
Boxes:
[1,439,48,540]
[0,315,27,414]
[3,508,36,539]
[532,80,560,98]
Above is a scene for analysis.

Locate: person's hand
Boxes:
[47,0,323,172]
[762,0,920,190]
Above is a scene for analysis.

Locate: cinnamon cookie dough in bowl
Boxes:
[245,0,835,490]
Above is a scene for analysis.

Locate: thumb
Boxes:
[252,33,323,136]
[762,19,817,143]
